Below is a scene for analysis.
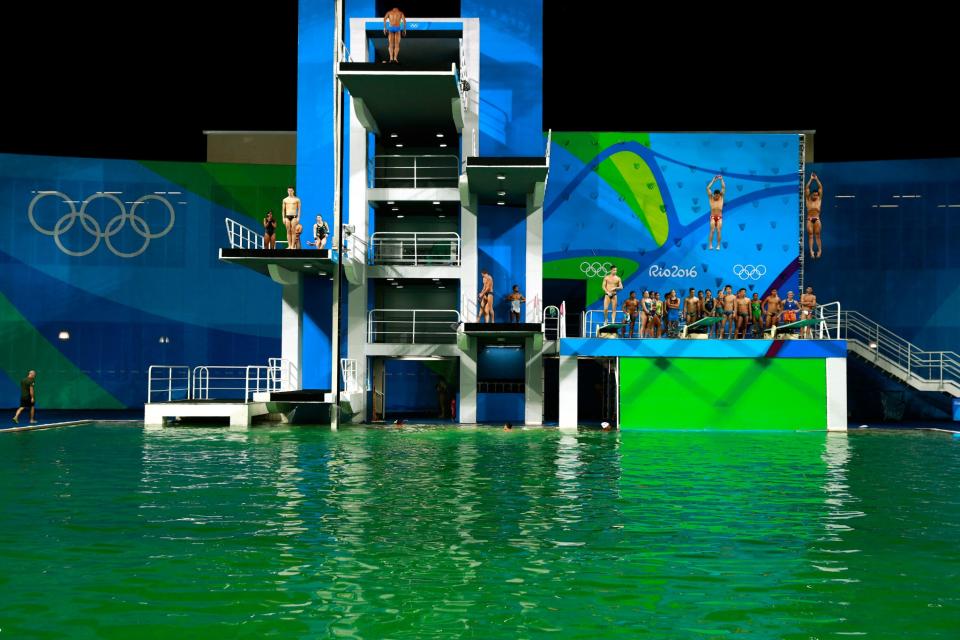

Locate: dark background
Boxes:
[2,1,953,162]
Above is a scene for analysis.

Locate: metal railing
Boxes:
[338,38,353,63]
[581,303,840,341]
[344,230,367,264]
[367,308,461,344]
[373,155,460,188]
[191,366,250,400]
[147,366,190,402]
[245,358,291,400]
[839,310,960,395]
[369,232,461,266]
[148,360,290,403]
[477,381,525,393]
[340,358,360,393]
[543,305,561,340]
[225,217,263,249]
[225,217,287,249]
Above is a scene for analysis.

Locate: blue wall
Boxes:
[477,345,524,381]
[462,0,544,156]
[807,159,960,351]
[477,393,524,423]
[478,206,526,320]
[0,154,284,408]
[383,360,450,416]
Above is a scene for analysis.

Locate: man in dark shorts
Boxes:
[478,268,494,323]
[13,370,36,424]
[721,285,736,339]
[622,291,640,338]
[734,288,751,339]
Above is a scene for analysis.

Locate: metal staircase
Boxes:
[820,306,960,397]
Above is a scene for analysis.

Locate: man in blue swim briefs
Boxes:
[383,7,407,63]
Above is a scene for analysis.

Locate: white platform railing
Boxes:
[147,366,191,402]
[373,154,460,188]
[839,310,959,395]
[225,218,263,249]
[245,358,291,400]
[370,232,460,266]
[225,217,288,250]
[581,303,842,341]
[367,309,461,344]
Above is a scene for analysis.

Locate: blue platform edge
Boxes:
[559,339,848,359]
[365,21,463,31]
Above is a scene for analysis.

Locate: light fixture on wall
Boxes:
[58,330,70,341]
[869,342,878,349]
[497,201,505,206]
[390,133,398,138]
[397,215,404,219]
[436,133,444,138]
[158,336,171,344]
[497,174,505,180]
[439,143,447,148]
[497,191,506,196]
[432,201,440,205]
[396,144,404,148]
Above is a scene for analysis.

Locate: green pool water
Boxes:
[1,425,958,638]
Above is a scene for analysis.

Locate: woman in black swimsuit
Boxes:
[263,211,277,249]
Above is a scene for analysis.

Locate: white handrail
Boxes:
[367,308,461,344]
[191,365,251,400]
[839,310,959,394]
[817,301,841,340]
[543,305,560,340]
[225,217,264,250]
[373,154,460,188]
[369,232,460,266]
[147,365,191,402]
[340,358,361,393]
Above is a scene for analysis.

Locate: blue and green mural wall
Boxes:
[0,153,292,408]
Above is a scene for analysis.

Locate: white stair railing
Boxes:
[839,310,959,395]
[225,218,264,249]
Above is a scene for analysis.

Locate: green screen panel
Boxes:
[620,358,827,430]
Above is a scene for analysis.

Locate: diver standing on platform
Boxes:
[384,8,407,63]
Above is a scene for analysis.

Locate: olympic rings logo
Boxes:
[579,261,612,278]
[28,191,176,258]
[732,264,767,280]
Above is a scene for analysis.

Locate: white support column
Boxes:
[526,190,544,322]
[459,342,478,423]
[558,355,578,430]
[826,357,848,432]
[280,274,303,391]
[346,24,370,423]
[460,188,479,322]
[524,335,543,425]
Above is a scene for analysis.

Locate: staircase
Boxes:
[820,306,960,397]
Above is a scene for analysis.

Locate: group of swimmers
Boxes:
[260,187,329,250]
[612,283,819,339]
